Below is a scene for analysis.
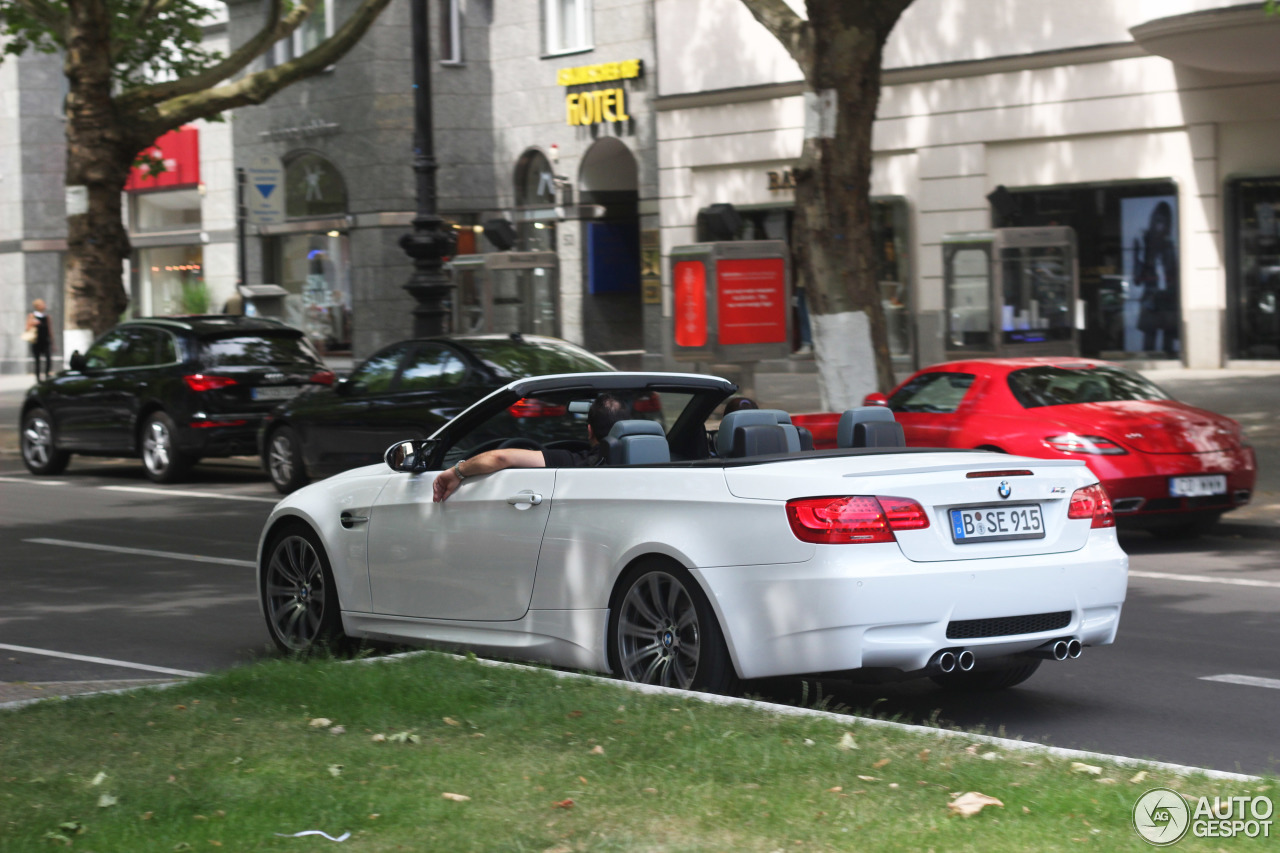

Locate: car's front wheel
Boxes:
[608,559,737,694]
[21,408,70,476]
[140,412,194,483]
[261,524,347,654]
[930,659,1042,691]
[266,426,310,494]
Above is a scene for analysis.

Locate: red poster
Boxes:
[674,261,708,347]
[716,258,787,345]
[125,126,201,191]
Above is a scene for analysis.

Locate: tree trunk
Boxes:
[64,0,135,339]
[795,3,900,410]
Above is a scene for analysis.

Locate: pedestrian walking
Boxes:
[24,298,53,381]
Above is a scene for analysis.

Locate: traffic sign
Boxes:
[245,154,284,226]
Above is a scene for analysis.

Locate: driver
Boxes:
[433,393,629,503]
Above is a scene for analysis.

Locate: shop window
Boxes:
[134,245,206,316]
[440,0,464,64]
[994,182,1179,358]
[273,0,334,64]
[270,231,352,356]
[132,189,202,234]
[515,149,557,251]
[1228,177,1280,359]
[284,152,347,219]
[945,246,992,349]
[543,0,592,55]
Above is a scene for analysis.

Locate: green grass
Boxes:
[0,653,1271,851]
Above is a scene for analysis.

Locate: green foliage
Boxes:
[0,0,225,93]
[179,279,212,314]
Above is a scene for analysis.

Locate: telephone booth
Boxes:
[942,226,1080,358]
[448,252,560,337]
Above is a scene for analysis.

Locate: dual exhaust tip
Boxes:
[932,637,1082,673]
[934,649,976,673]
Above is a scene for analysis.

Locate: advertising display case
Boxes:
[671,240,791,363]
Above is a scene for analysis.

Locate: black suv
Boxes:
[260,333,614,493]
[20,316,332,482]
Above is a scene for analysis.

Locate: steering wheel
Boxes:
[498,437,543,451]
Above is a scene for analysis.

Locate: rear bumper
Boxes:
[176,413,268,458]
[693,531,1128,681]
[1088,447,1256,520]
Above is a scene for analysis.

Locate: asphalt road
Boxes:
[1,368,1278,777]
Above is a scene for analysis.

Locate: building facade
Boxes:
[653,0,1280,376]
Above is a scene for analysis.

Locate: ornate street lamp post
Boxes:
[400,0,457,336]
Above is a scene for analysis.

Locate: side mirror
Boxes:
[69,351,87,372]
[862,392,889,408]
[384,438,439,473]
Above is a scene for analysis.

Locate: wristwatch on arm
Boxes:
[453,460,467,481]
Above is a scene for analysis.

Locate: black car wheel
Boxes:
[140,411,194,483]
[261,524,347,654]
[930,659,1042,691]
[266,426,310,494]
[609,559,737,694]
[21,408,70,476]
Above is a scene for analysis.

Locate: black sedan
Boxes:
[259,333,615,493]
[20,316,333,482]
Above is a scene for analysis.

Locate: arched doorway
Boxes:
[578,138,642,364]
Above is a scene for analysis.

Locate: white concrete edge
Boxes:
[3,648,1264,783]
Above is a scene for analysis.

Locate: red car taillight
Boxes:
[508,397,568,418]
[309,370,336,386]
[184,374,238,393]
[786,496,929,544]
[1043,434,1128,455]
[632,392,662,413]
[1068,483,1115,529]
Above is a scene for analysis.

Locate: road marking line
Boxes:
[24,538,255,568]
[0,476,67,486]
[1199,673,1280,690]
[0,643,203,678]
[99,485,278,504]
[1129,570,1280,590]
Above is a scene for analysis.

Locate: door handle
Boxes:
[340,510,369,528]
[506,492,543,507]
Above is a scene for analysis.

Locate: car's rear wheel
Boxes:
[930,659,1041,691]
[140,412,194,483]
[266,426,310,494]
[261,524,347,654]
[21,408,70,476]
[609,559,737,694]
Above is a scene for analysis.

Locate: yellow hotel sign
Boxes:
[559,59,643,128]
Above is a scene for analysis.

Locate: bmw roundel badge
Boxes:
[997,480,1012,499]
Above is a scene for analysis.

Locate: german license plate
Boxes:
[1169,474,1226,498]
[252,386,301,401]
[950,504,1045,543]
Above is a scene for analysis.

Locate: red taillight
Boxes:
[786,496,929,544]
[1044,434,1127,455]
[508,397,567,418]
[189,419,248,428]
[309,370,336,386]
[1068,483,1115,528]
[632,392,662,413]
[184,374,238,393]
[966,469,1033,478]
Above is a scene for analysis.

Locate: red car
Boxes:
[796,358,1255,538]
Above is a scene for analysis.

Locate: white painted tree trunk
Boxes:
[812,310,876,412]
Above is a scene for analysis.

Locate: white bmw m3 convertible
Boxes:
[257,372,1127,693]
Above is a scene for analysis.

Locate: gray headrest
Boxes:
[716,410,779,456]
[607,419,664,439]
[605,419,669,465]
[837,406,897,449]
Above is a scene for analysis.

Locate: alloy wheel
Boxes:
[617,571,701,688]
[141,418,172,475]
[22,416,53,469]
[264,534,328,651]
[269,433,295,488]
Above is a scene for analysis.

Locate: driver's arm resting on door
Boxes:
[433,448,546,503]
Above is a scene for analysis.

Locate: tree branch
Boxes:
[132,0,177,27]
[142,0,394,136]
[13,0,68,35]
[120,0,319,110]
[738,0,812,78]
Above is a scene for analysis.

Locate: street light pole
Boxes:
[400,0,457,336]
